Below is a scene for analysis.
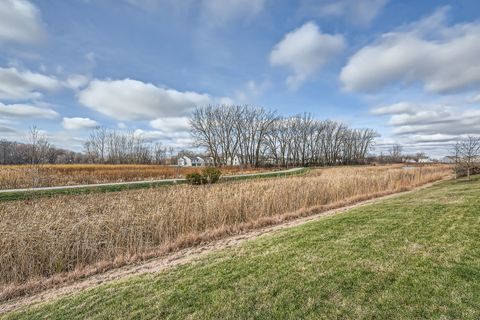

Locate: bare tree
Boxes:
[454,136,480,180]
[83,128,155,164]
[26,126,51,165]
[191,105,378,168]
[24,126,52,187]
[388,144,403,163]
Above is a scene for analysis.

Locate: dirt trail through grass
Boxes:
[0,178,449,315]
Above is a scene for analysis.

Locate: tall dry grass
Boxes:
[0,165,451,299]
[0,164,264,189]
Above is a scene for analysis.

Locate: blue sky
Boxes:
[1,0,480,157]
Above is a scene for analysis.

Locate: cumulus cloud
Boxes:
[78,78,212,121]
[300,0,389,26]
[270,22,345,89]
[62,117,99,130]
[341,7,480,93]
[0,67,62,101]
[0,102,59,119]
[0,0,45,44]
[149,117,190,132]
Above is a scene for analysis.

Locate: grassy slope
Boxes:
[0,168,307,202]
[5,176,480,319]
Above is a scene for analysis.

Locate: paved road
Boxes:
[0,167,305,193]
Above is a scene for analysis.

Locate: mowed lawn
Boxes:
[5,177,480,319]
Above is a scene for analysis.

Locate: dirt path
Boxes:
[0,178,448,315]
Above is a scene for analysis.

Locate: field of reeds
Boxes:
[0,165,452,299]
[0,164,265,189]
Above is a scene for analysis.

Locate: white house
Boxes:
[178,154,240,167]
[440,156,456,164]
[418,158,433,163]
[205,156,215,166]
[191,156,205,167]
[178,155,208,167]
[226,155,241,166]
[177,156,192,167]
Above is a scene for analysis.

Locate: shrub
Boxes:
[202,167,222,184]
[186,167,222,185]
[186,172,204,185]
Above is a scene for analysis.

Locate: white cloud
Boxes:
[134,128,194,148]
[234,80,270,103]
[0,102,59,119]
[0,0,45,44]
[45,131,87,152]
[124,0,266,24]
[0,125,16,133]
[470,94,480,103]
[201,0,266,25]
[372,102,480,137]
[149,117,190,132]
[66,74,90,90]
[300,0,389,26]
[270,22,345,89]
[62,117,99,130]
[371,102,417,115]
[0,67,62,101]
[341,7,480,93]
[78,78,212,121]
[217,96,235,105]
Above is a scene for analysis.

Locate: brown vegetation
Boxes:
[0,165,451,300]
[0,164,264,189]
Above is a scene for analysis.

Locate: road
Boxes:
[0,167,305,193]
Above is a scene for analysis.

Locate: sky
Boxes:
[1,0,480,157]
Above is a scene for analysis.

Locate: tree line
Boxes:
[0,127,83,165]
[190,105,378,167]
[83,127,173,164]
[0,127,173,165]
[2,105,382,166]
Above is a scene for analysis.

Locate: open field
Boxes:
[0,164,266,190]
[0,167,306,202]
[3,173,478,319]
[0,165,451,301]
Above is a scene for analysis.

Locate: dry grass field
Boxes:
[0,164,265,189]
[0,165,451,300]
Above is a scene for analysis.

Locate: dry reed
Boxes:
[0,164,264,189]
[0,165,451,299]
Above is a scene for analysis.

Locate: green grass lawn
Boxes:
[4,176,480,319]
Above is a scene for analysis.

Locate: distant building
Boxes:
[440,156,456,164]
[178,154,242,167]
[191,156,205,167]
[204,156,215,166]
[226,155,241,166]
[177,156,192,167]
[418,158,433,163]
[177,155,212,167]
